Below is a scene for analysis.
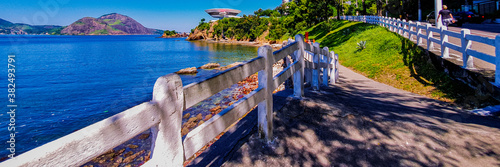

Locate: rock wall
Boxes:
[425,49,500,104]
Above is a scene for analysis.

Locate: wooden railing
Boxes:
[341,15,500,86]
[0,34,339,166]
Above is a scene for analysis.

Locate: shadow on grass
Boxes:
[307,20,350,40]
[397,33,500,109]
[299,20,377,48]
[319,22,377,48]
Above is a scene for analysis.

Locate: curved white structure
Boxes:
[205,8,241,19]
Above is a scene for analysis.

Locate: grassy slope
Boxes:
[299,20,498,109]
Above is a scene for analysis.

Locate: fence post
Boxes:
[396,19,401,34]
[410,22,414,39]
[441,26,450,58]
[258,45,274,141]
[335,53,339,83]
[322,47,330,86]
[330,51,336,85]
[388,17,391,28]
[312,42,320,90]
[294,34,305,97]
[388,17,391,31]
[305,44,313,84]
[402,20,407,37]
[427,24,433,51]
[495,35,500,86]
[417,22,422,45]
[150,73,185,166]
[385,17,388,28]
[394,18,398,33]
[395,18,400,33]
[400,19,404,35]
[381,16,384,27]
[389,18,394,32]
[461,29,473,69]
[408,21,412,39]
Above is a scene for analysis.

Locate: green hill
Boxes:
[0,18,64,35]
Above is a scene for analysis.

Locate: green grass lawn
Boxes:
[300,20,498,109]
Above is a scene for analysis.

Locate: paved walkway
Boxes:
[222,65,500,166]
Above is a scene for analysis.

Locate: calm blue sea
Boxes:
[0,35,258,158]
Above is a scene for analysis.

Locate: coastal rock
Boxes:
[200,63,221,69]
[187,28,207,40]
[145,151,151,161]
[187,117,198,124]
[204,114,213,121]
[124,151,133,157]
[175,67,198,74]
[183,113,191,119]
[198,120,205,126]
[187,21,217,40]
[209,106,222,115]
[122,150,144,163]
[181,127,189,136]
[115,157,123,163]
[215,62,243,71]
[137,134,150,140]
[196,113,203,120]
[127,144,138,149]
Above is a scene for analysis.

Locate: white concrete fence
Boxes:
[1,34,339,167]
[341,15,500,86]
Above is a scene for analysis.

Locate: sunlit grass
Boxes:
[300,20,499,109]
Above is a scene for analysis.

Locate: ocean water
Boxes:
[0,35,258,158]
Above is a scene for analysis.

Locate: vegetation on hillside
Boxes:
[0,18,65,35]
[304,20,498,109]
[191,0,441,42]
[163,30,177,36]
[192,0,337,42]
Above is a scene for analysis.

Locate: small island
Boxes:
[158,30,189,38]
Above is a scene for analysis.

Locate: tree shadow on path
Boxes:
[224,72,500,167]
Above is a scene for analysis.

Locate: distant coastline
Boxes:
[0,13,167,35]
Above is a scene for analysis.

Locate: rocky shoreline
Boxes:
[191,38,285,50]
[83,60,287,167]
[157,32,189,38]
[186,21,285,49]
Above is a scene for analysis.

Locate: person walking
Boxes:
[437,5,455,28]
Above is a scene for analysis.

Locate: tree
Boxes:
[255,8,281,17]
[362,0,367,15]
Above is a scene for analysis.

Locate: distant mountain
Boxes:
[0,13,164,35]
[0,18,64,35]
[61,13,162,35]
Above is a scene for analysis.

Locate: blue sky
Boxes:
[2,0,282,32]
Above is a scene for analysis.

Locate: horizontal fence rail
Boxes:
[341,15,500,86]
[1,34,340,167]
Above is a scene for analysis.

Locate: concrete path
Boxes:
[222,65,500,166]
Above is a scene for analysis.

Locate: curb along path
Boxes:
[223,65,500,166]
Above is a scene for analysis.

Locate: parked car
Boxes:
[426,11,436,24]
[454,11,485,25]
